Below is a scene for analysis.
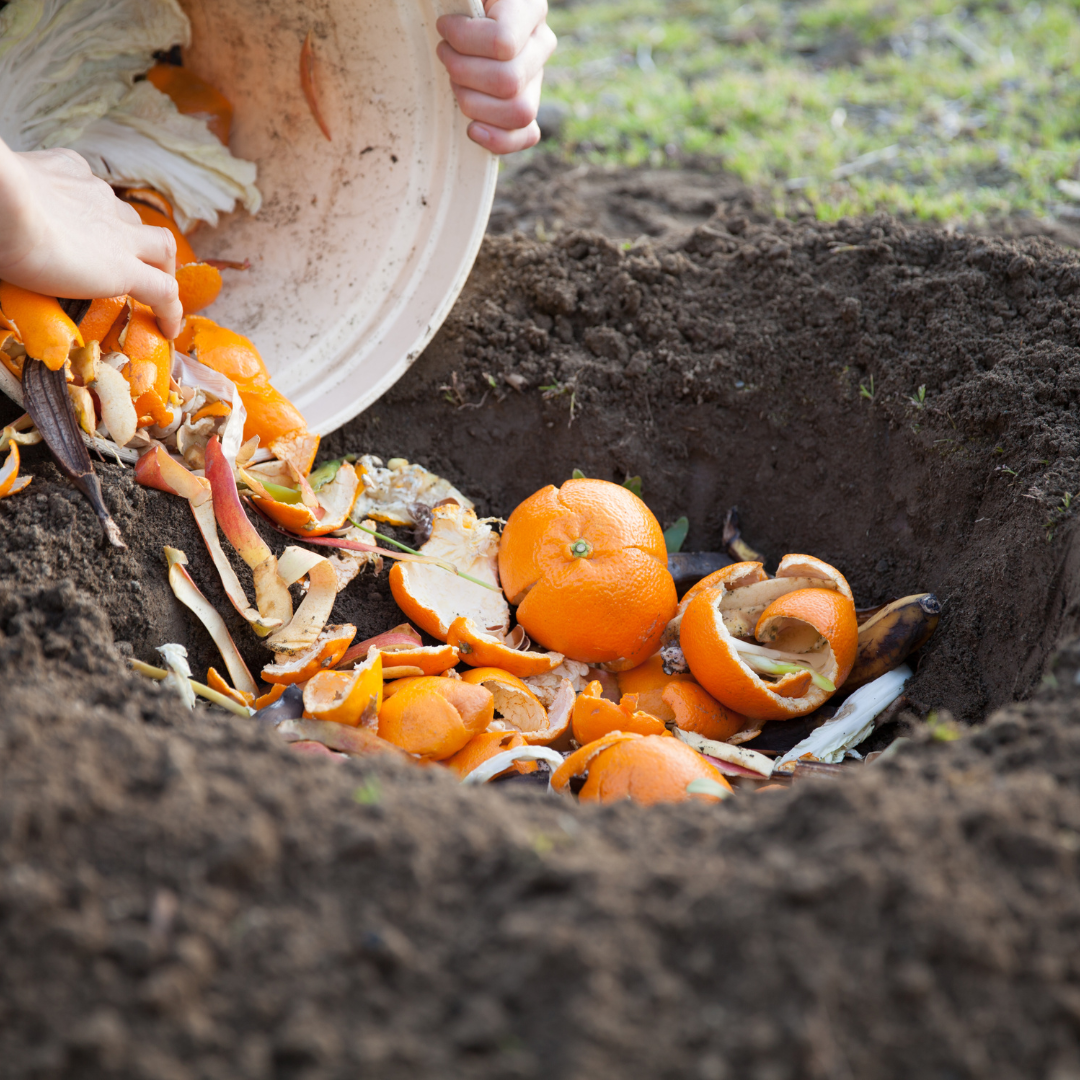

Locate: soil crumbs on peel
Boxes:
[5,171,1080,1078]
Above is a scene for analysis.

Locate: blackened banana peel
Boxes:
[22,357,126,548]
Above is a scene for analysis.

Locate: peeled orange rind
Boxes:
[0,442,21,498]
[206,667,255,708]
[389,503,509,641]
[571,680,668,745]
[352,455,474,526]
[661,682,749,744]
[0,283,83,371]
[302,650,382,727]
[460,745,565,785]
[377,676,494,760]
[375,642,460,676]
[679,555,858,722]
[336,623,422,669]
[447,616,564,677]
[616,653,695,722]
[445,730,537,780]
[262,624,357,685]
[459,667,565,743]
[577,735,734,805]
[550,732,642,793]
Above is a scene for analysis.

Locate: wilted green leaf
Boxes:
[664,516,689,553]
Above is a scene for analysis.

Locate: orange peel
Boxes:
[447,617,563,677]
[615,653,695,721]
[459,667,572,745]
[662,682,749,744]
[679,556,858,722]
[576,735,733,805]
[444,730,538,780]
[147,63,234,145]
[377,676,494,760]
[0,442,21,498]
[206,667,255,708]
[78,296,128,346]
[0,283,83,370]
[571,680,669,745]
[303,650,382,727]
[262,624,357,685]
[176,263,223,315]
[389,504,509,641]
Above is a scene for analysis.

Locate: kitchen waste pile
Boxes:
[0,0,943,801]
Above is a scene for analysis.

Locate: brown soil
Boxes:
[4,166,1080,1079]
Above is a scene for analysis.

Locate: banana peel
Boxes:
[845,593,941,691]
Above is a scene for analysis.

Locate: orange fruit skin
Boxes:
[497,479,677,668]
[302,654,383,726]
[757,588,859,687]
[78,296,128,346]
[446,616,562,677]
[0,283,83,370]
[662,682,747,743]
[444,731,538,779]
[578,735,732,805]
[680,582,857,722]
[261,625,356,685]
[254,683,288,710]
[123,199,197,267]
[177,317,309,446]
[551,731,642,792]
[147,63,233,145]
[571,682,669,745]
[616,652,695,721]
[176,263,223,315]
[206,667,254,707]
[121,301,171,401]
[377,677,494,760]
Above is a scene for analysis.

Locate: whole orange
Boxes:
[498,478,676,669]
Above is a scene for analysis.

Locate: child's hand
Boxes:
[0,141,183,339]
[436,0,557,155]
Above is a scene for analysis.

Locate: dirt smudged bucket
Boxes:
[180,0,497,434]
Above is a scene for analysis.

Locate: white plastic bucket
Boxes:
[180,0,497,435]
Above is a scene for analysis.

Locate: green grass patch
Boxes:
[542,0,1080,223]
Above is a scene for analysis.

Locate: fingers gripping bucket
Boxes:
[180,0,498,435]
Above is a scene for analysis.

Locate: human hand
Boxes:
[436,0,557,155]
[0,140,183,339]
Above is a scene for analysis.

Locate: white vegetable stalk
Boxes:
[0,0,260,231]
[156,642,196,709]
[775,665,912,774]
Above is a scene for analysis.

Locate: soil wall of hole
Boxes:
[3,200,1080,1078]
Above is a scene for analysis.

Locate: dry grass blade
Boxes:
[22,357,125,547]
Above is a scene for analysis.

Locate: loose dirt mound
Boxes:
[4,194,1080,1079]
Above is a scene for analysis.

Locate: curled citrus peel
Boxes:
[444,730,539,780]
[459,666,555,739]
[497,478,677,669]
[679,556,858,722]
[303,650,382,727]
[447,617,564,677]
[615,653,695,722]
[176,263,223,315]
[252,460,361,537]
[389,504,509,641]
[571,680,670,745]
[0,283,83,371]
[553,732,733,805]
[662,682,749,744]
[78,296,128,346]
[261,624,357,685]
[115,300,173,428]
[352,455,475,526]
[374,642,460,676]
[0,441,25,499]
[164,547,259,698]
[206,667,255,708]
[377,677,495,760]
[204,435,293,629]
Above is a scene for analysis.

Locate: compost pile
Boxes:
[5,203,1080,1079]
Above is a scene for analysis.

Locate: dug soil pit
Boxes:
[4,196,1080,1079]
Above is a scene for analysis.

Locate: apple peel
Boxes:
[164,547,258,698]
[266,546,339,656]
[276,718,405,758]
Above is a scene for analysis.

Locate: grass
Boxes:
[540,0,1080,224]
